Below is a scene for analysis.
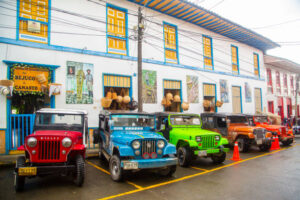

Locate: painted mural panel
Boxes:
[66,61,94,104]
[187,75,199,103]
[245,82,252,102]
[142,70,157,103]
[220,79,229,103]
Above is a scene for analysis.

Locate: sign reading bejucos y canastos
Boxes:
[13,67,49,92]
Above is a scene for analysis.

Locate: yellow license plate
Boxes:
[18,167,37,176]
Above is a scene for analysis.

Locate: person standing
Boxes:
[86,69,93,98]
[76,65,85,103]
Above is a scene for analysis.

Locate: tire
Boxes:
[259,144,271,152]
[98,140,105,160]
[211,152,226,164]
[160,165,177,177]
[14,156,26,192]
[282,139,293,146]
[177,147,192,167]
[74,155,85,187]
[237,138,249,153]
[109,155,123,182]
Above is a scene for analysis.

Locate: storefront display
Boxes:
[203,83,216,112]
[163,80,182,112]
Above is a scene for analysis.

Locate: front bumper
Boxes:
[193,147,229,156]
[280,135,294,141]
[15,164,76,177]
[255,137,272,146]
[120,157,177,170]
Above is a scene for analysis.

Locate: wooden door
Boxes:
[254,88,262,113]
[232,86,241,113]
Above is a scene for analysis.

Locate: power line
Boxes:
[252,17,300,29]
[208,0,225,10]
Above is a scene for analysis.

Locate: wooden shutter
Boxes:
[164,80,181,89]
[254,88,262,113]
[254,54,259,76]
[203,36,213,70]
[164,24,177,63]
[203,84,215,96]
[232,86,241,113]
[231,46,238,74]
[103,75,131,88]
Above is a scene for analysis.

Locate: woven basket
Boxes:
[0,80,14,87]
[203,100,211,108]
[161,97,167,105]
[116,95,123,103]
[174,95,181,103]
[36,74,47,84]
[166,93,173,101]
[101,97,112,108]
[123,96,131,104]
[182,102,189,111]
[216,100,223,107]
[165,99,172,107]
[106,90,112,99]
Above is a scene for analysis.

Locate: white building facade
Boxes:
[264,55,300,120]
[0,0,278,154]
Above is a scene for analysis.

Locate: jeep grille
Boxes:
[38,141,61,161]
[141,140,156,157]
[254,129,265,139]
[201,136,215,149]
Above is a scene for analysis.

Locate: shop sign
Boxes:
[13,67,49,92]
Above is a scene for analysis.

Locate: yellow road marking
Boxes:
[98,144,299,200]
[190,166,209,171]
[87,161,143,189]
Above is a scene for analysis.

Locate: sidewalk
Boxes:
[0,148,99,167]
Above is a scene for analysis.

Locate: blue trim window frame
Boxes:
[106,3,129,56]
[202,35,214,70]
[202,83,217,112]
[163,79,182,112]
[102,73,132,99]
[16,0,51,44]
[231,45,239,75]
[253,53,260,78]
[163,21,179,64]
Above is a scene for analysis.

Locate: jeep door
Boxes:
[103,117,111,150]
[216,116,228,137]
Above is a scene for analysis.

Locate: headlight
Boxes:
[196,136,202,142]
[62,137,72,148]
[215,135,220,141]
[157,140,165,149]
[132,140,141,149]
[27,137,37,148]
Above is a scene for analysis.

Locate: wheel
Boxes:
[259,144,271,152]
[177,147,192,167]
[211,152,226,164]
[14,156,26,192]
[109,155,123,182]
[282,139,293,146]
[159,165,177,177]
[74,155,85,187]
[237,138,249,153]
[98,140,105,160]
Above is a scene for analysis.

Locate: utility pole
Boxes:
[137,7,144,112]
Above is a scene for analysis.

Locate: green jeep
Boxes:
[155,113,229,167]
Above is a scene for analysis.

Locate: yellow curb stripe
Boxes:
[190,166,209,172]
[87,161,143,189]
[98,144,299,200]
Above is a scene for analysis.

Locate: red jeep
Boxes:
[246,114,294,146]
[14,109,88,191]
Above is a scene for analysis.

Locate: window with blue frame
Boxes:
[231,45,239,75]
[203,36,213,70]
[163,23,178,64]
[107,5,128,55]
[17,0,50,44]
[253,53,260,77]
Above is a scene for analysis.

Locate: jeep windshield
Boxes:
[170,115,201,126]
[34,113,84,132]
[111,114,155,130]
[254,116,268,123]
[228,116,248,125]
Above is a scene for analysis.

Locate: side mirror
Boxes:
[108,120,114,127]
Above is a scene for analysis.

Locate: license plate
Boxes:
[18,167,37,176]
[257,139,263,145]
[198,151,207,157]
[123,162,138,170]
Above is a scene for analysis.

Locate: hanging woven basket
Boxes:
[0,80,14,87]
[182,102,189,111]
[203,100,211,108]
[101,97,112,108]
[216,100,223,107]
[166,92,173,101]
[36,74,47,84]
[174,95,181,103]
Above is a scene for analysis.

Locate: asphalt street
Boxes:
[1,137,300,200]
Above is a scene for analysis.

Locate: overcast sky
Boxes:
[191,0,300,64]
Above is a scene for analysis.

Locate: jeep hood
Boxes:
[257,124,283,131]
[172,128,220,137]
[229,125,261,132]
[30,130,82,138]
[112,131,165,145]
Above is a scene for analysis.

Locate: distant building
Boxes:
[264,55,300,120]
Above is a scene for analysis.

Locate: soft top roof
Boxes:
[36,108,87,115]
[200,112,246,117]
[153,112,200,117]
[244,114,267,117]
[100,110,153,116]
